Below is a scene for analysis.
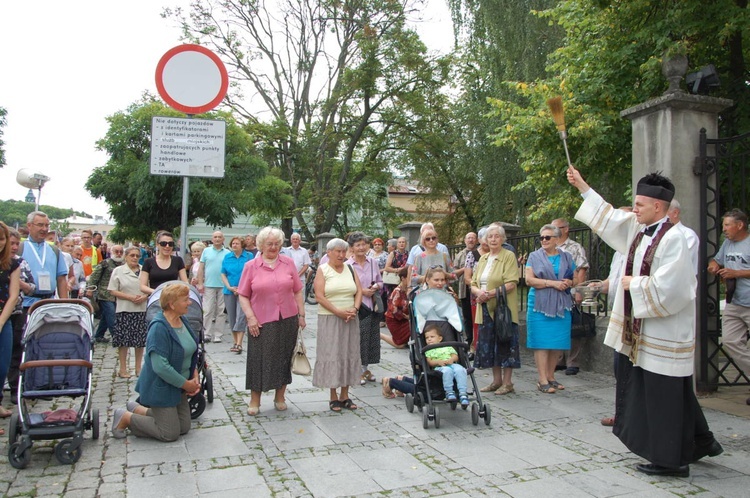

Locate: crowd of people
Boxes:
[1,180,747,479]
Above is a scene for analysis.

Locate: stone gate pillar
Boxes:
[316,232,336,256]
[620,59,732,389]
[398,222,424,249]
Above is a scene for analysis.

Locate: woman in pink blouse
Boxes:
[238,227,305,416]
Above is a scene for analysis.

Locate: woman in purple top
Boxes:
[238,227,305,416]
[346,232,383,386]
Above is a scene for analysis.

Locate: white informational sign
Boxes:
[150,117,226,178]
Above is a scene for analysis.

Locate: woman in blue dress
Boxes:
[525,224,575,394]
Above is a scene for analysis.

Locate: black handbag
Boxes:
[571,304,596,338]
[493,286,514,343]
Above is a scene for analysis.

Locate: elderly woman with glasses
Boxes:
[140,231,189,294]
[238,227,305,415]
[410,228,453,287]
[471,224,521,395]
[525,224,576,394]
[346,232,384,385]
[108,246,150,377]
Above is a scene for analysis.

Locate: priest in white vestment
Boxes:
[567,165,722,478]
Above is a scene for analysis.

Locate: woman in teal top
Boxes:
[525,225,575,394]
[221,236,254,354]
[110,283,201,441]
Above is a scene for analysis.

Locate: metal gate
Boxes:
[696,128,750,390]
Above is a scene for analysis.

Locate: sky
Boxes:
[0,1,453,220]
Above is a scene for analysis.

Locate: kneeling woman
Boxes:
[111,283,201,441]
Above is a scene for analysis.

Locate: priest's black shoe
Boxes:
[691,440,723,462]
[636,463,689,478]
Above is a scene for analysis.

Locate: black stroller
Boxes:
[8,299,100,469]
[404,288,491,428]
[145,281,213,418]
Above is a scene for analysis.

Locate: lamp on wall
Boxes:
[686,64,720,95]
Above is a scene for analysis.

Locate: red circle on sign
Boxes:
[155,44,229,115]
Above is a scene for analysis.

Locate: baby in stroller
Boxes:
[423,325,469,407]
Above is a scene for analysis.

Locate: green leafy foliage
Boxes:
[170,0,450,239]
[486,0,749,225]
[0,199,86,228]
[85,96,292,242]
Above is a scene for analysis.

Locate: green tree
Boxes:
[168,0,451,239]
[0,199,84,228]
[488,0,750,224]
[0,106,6,168]
[412,0,562,234]
[85,97,292,242]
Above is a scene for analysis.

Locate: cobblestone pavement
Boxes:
[1,303,749,497]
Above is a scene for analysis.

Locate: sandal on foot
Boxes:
[236,345,243,354]
[363,370,376,382]
[382,378,396,399]
[480,383,501,393]
[247,405,260,416]
[230,345,239,352]
[117,372,132,379]
[548,380,564,390]
[274,401,288,411]
[341,399,358,410]
[329,400,343,412]
[0,406,12,418]
[495,384,515,395]
[537,382,556,394]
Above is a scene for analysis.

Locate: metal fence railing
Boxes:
[448,227,615,315]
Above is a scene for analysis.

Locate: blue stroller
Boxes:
[404,288,491,428]
[8,299,99,469]
[145,281,213,418]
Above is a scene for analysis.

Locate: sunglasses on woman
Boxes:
[539,235,556,241]
[158,241,175,247]
[424,236,437,241]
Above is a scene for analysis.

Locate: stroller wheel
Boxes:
[483,404,492,426]
[450,399,457,411]
[204,368,214,403]
[189,393,206,419]
[416,392,425,413]
[405,393,414,413]
[55,439,82,465]
[471,403,479,425]
[422,406,430,429]
[433,406,440,429]
[8,442,31,469]
[91,408,100,440]
[8,413,20,444]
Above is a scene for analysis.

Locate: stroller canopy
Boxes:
[23,301,94,344]
[145,281,203,333]
[412,289,463,334]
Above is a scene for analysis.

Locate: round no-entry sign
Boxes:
[155,44,229,114]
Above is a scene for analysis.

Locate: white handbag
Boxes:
[382,271,401,285]
[291,328,312,376]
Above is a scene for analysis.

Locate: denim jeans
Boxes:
[0,320,13,401]
[95,300,116,339]
[436,364,468,396]
[389,375,415,395]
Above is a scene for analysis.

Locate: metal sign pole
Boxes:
[181,176,190,264]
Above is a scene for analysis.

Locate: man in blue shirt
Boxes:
[22,211,69,308]
[198,231,231,343]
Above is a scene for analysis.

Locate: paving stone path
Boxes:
[1,303,749,497]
